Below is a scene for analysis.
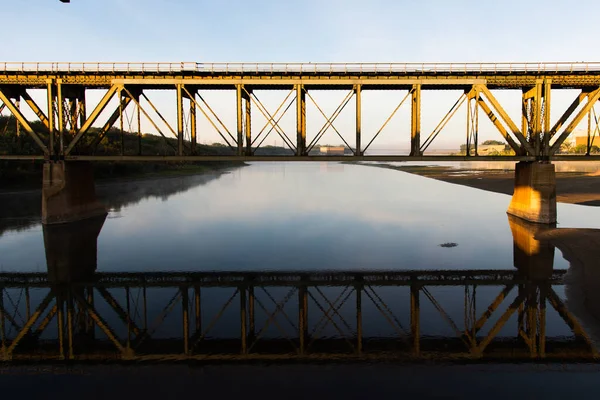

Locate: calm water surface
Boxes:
[1,162,599,342]
[1,162,599,272]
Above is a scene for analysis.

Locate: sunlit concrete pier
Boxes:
[2,62,600,223]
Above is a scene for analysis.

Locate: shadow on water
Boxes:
[0,170,230,236]
[1,212,600,363]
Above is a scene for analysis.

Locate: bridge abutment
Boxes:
[42,161,107,224]
[507,161,557,224]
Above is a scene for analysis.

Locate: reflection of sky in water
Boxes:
[1,162,600,272]
[1,162,599,341]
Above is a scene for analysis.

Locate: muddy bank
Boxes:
[366,164,600,206]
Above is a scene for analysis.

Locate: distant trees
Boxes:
[481,140,505,146]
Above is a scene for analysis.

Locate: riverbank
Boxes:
[0,161,245,193]
[361,164,600,206]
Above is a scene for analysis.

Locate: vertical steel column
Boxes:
[137,94,142,156]
[526,284,537,358]
[194,286,201,334]
[356,282,362,355]
[68,99,76,133]
[539,284,547,358]
[236,85,243,156]
[47,79,55,157]
[245,91,252,156]
[57,294,65,359]
[474,91,479,155]
[182,286,189,354]
[190,96,197,155]
[299,284,308,355]
[410,283,420,356]
[587,108,592,156]
[410,84,421,156]
[177,84,184,156]
[119,89,124,156]
[240,286,247,354]
[79,93,86,129]
[248,286,255,344]
[466,94,472,157]
[355,84,361,155]
[534,81,543,157]
[56,80,64,155]
[86,287,95,338]
[296,85,306,156]
[0,288,5,356]
[543,79,552,157]
[125,287,131,351]
[66,291,74,360]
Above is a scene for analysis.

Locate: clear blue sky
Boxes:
[4,0,600,62]
[3,0,599,149]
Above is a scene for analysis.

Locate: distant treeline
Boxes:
[0,115,293,188]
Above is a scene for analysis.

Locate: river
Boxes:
[0,162,599,356]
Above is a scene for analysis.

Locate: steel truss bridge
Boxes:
[1,269,597,362]
[2,62,600,162]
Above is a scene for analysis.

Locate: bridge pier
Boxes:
[507,161,557,224]
[42,161,107,225]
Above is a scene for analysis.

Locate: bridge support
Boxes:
[507,161,557,224]
[42,161,107,225]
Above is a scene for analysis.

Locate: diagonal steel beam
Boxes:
[251,88,295,147]
[476,85,535,155]
[191,289,239,350]
[307,289,355,351]
[21,91,50,129]
[477,98,521,153]
[90,96,132,151]
[421,92,467,153]
[364,90,412,153]
[549,90,590,139]
[193,90,238,147]
[550,87,600,155]
[475,293,525,355]
[0,89,48,154]
[6,290,55,355]
[245,88,296,151]
[306,89,354,153]
[65,85,119,155]
[96,287,142,336]
[123,87,177,154]
[73,291,125,354]
[471,285,514,334]
[0,103,5,114]
[183,87,235,148]
[253,96,296,152]
[547,287,597,354]
[141,92,179,141]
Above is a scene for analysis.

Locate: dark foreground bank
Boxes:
[1,364,599,400]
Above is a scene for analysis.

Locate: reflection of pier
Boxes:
[1,268,597,362]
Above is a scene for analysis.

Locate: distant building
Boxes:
[319,146,346,155]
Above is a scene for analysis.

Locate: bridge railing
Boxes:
[1,62,600,74]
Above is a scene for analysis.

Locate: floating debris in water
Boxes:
[439,242,458,248]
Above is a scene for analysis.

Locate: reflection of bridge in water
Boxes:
[1,214,599,362]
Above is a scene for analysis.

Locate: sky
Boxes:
[2,0,600,150]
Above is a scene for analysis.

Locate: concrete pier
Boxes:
[42,161,107,225]
[507,161,557,224]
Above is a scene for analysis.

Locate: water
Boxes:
[0,162,599,359]
[2,162,599,272]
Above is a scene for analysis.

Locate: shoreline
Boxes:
[0,162,246,195]
[358,163,600,207]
